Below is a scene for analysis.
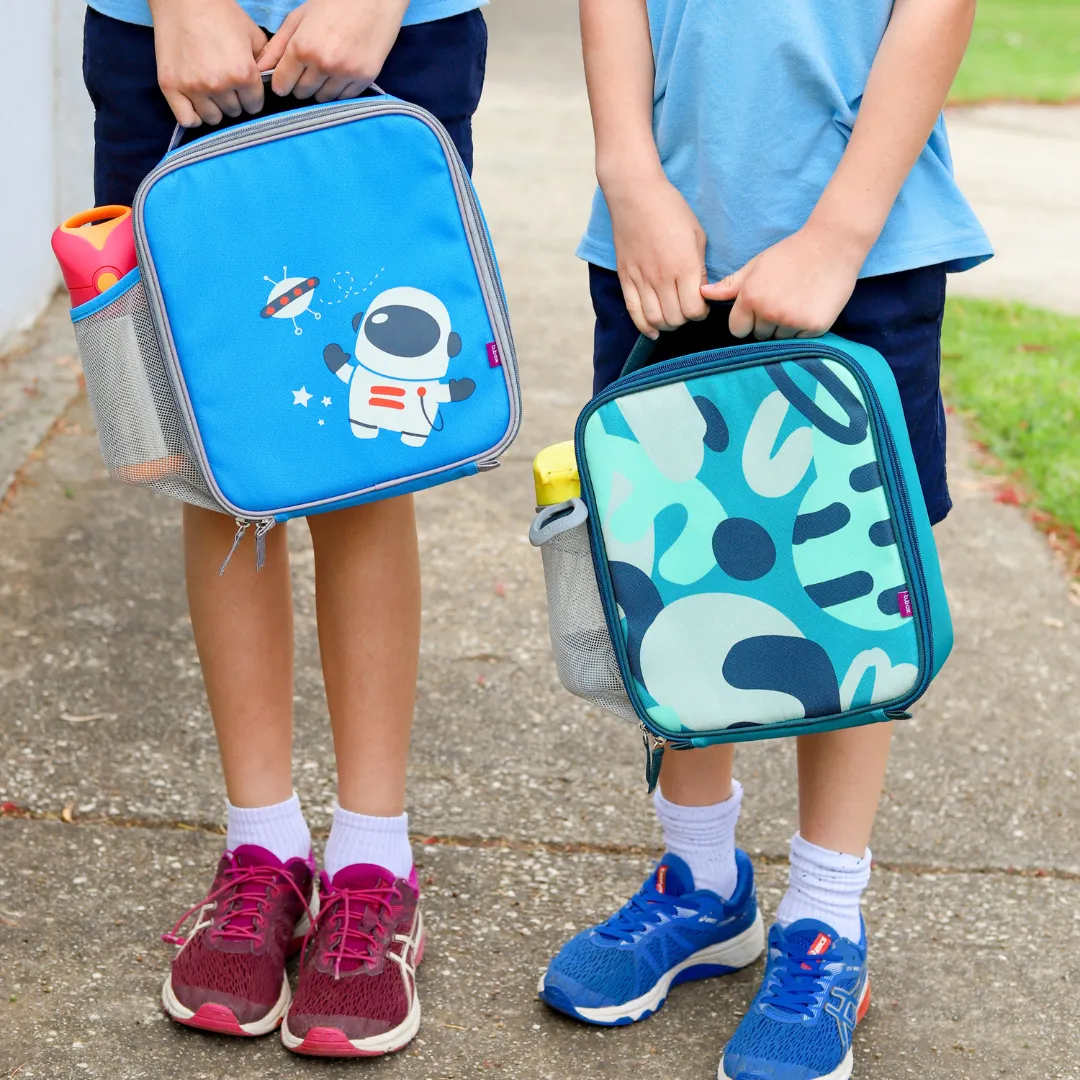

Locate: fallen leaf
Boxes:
[493,581,506,598]
[994,485,1023,506]
[1020,343,1051,353]
[61,801,75,824]
[61,712,105,724]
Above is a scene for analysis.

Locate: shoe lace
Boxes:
[303,882,402,978]
[759,941,831,1015]
[162,860,312,948]
[593,885,677,944]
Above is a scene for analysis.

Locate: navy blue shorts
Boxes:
[589,262,952,525]
[83,6,487,207]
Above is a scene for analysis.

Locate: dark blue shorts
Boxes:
[83,6,487,206]
[589,262,952,525]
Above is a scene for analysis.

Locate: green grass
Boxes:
[951,0,1080,103]
[941,298,1080,529]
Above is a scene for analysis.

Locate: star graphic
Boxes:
[321,396,332,407]
[318,419,325,426]
[292,387,312,407]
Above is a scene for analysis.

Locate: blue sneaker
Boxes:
[719,919,871,1080]
[538,851,764,1026]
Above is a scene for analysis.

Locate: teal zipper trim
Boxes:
[574,339,934,743]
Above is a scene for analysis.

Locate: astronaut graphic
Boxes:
[322,286,475,446]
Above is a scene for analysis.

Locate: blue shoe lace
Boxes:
[593,884,673,944]
[760,939,830,1015]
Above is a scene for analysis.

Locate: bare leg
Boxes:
[307,495,421,817]
[796,722,893,855]
[183,504,295,808]
[657,744,735,805]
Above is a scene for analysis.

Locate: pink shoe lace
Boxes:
[304,881,403,978]
[163,856,312,948]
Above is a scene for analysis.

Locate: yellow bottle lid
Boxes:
[533,441,580,505]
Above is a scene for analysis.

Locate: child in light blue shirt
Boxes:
[540,3,989,1078]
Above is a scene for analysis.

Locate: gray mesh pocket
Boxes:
[532,503,637,723]
[71,278,219,510]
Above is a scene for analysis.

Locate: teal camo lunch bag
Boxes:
[530,328,953,788]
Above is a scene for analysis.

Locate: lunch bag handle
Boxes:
[166,73,386,152]
[618,299,738,381]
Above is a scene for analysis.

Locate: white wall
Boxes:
[1,1,95,352]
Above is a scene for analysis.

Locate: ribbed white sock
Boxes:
[323,806,413,881]
[225,792,311,864]
[775,832,871,943]
[652,780,742,901]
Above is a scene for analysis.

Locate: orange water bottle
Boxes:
[51,205,136,307]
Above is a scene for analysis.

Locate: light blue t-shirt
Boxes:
[87,0,483,32]
[578,0,992,279]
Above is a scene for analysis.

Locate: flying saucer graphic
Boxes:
[261,268,322,335]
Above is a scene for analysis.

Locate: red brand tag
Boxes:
[808,932,832,956]
[486,341,502,368]
[655,865,668,895]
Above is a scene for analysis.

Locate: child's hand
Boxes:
[702,223,866,340]
[257,0,410,102]
[606,172,709,340]
[150,0,268,127]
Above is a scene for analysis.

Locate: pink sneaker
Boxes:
[161,845,315,1036]
[281,864,423,1057]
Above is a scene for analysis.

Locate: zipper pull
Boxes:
[219,519,251,576]
[641,723,667,794]
[253,518,276,572]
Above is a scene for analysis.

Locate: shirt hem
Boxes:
[576,233,994,280]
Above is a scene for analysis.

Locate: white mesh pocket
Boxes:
[71,278,219,510]
[532,502,637,723]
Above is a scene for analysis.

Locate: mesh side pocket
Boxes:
[539,522,638,723]
[71,278,220,511]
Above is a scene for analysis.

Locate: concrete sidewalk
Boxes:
[2,2,1079,1078]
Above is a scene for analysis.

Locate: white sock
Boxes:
[324,805,413,881]
[775,832,871,943]
[652,780,742,901]
[226,792,311,864]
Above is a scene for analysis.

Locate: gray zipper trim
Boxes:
[132,97,521,521]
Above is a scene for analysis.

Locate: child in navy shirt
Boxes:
[539,2,989,1077]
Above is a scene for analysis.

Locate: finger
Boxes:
[237,73,265,114]
[621,280,658,340]
[728,292,756,339]
[753,317,778,341]
[162,89,202,128]
[315,75,353,103]
[656,281,686,331]
[187,93,224,126]
[292,65,330,100]
[677,270,710,322]
[701,259,755,301]
[211,88,244,118]
[338,80,369,100]
[775,324,799,340]
[271,45,306,97]
[638,283,670,335]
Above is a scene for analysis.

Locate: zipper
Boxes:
[218,516,276,575]
[576,340,936,741]
[132,97,520,521]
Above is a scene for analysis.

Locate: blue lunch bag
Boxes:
[69,90,520,568]
[530,330,952,788]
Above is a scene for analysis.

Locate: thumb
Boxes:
[256,9,301,70]
[701,258,756,301]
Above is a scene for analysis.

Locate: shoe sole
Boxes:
[538,911,766,1027]
[280,925,425,1058]
[161,971,291,1037]
[716,976,871,1080]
